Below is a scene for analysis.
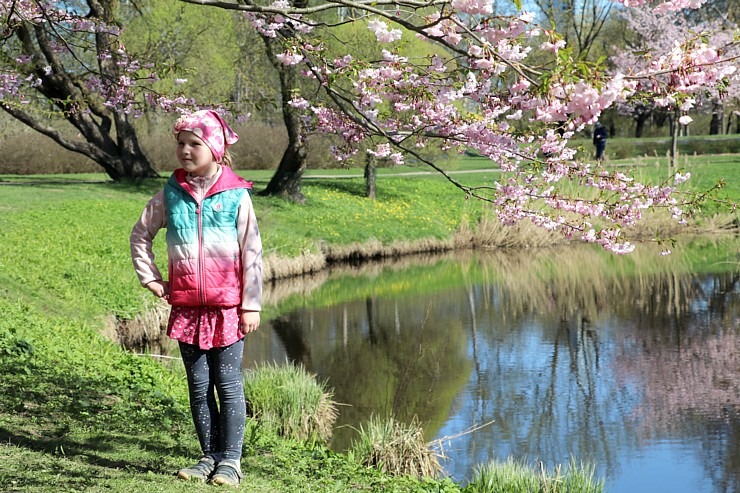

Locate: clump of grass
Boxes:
[466,457,604,493]
[349,415,442,479]
[244,362,337,444]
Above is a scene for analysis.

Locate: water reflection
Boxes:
[247,239,739,493]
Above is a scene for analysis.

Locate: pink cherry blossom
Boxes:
[451,0,493,15]
[276,51,304,65]
[368,19,402,43]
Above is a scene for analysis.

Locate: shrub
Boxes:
[0,128,100,174]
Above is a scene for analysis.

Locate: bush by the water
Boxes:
[244,362,338,444]
[349,415,442,479]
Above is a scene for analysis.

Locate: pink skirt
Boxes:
[167,305,242,350]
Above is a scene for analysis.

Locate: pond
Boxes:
[248,238,739,492]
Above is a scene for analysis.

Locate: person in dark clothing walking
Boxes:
[593,122,608,163]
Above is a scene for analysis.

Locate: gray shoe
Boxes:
[209,459,242,487]
[176,456,216,482]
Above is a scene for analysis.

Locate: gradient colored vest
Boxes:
[164,167,251,307]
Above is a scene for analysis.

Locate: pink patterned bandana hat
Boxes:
[172,110,239,162]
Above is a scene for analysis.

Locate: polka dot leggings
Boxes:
[179,339,246,461]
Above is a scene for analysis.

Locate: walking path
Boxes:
[0,168,501,185]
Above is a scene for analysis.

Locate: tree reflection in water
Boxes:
[247,238,739,493]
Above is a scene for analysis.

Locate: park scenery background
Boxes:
[0,0,739,490]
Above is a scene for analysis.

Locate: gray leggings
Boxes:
[179,340,246,461]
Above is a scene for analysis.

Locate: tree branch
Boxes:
[0,103,99,157]
[184,0,446,15]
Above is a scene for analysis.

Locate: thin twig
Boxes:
[429,419,496,448]
[134,353,182,360]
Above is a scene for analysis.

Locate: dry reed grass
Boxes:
[455,213,565,249]
[262,215,566,282]
[0,128,101,174]
[624,211,738,240]
[264,251,327,281]
[113,299,171,351]
[324,237,456,261]
[262,209,735,284]
[350,415,442,479]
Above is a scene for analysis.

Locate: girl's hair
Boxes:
[222,150,233,167]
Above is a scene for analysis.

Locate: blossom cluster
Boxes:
[611,6,739,129]
[613,0,707,13]
[244,0,314,38]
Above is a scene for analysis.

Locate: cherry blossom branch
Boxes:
[182,0,448,16]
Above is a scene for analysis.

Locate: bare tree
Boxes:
[531,0,613,59]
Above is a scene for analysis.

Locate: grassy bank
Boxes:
[0,157,737,492]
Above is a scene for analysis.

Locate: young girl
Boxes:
[130,110,262,487]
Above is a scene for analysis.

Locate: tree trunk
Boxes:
[709,99,724,135]
[365,154,377,199]
[258,34,309,202]
[653,109,669,129]
[1,104,158,181]
[669,109,679,169]
[633,103,650,138]
[87,111,158,181]
[635,113,647,138]
[726,112,734,135]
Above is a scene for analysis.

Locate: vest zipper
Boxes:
[197,182,206,306]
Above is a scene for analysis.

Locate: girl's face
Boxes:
[176,131,218,177]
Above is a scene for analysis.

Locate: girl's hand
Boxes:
[146,280,169,300]
[240,311,260,335]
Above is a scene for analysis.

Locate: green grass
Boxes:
[264,178,472,256]
[466,457,604,493]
